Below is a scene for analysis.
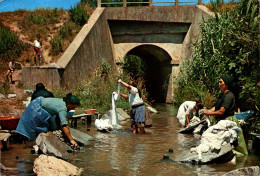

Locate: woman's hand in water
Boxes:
[70,139,78,149]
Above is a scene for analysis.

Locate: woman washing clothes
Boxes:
[203,75,248,155]
[16,93,80,148]
[118,79,146,134]
[177,100,203,128]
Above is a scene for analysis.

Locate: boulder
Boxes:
[36,132,73,160]
[179,120,206,134]
[223,166,259,176]
[116,108,130,121]
[70,128,94,145]
[33,155,83,176]
[178,143,234,164]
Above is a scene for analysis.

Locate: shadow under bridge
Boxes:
[126,45,172,103]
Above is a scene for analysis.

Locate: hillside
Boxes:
[0,4,94,116]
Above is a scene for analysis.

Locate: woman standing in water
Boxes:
[203,75,248,155]
[118,79,146,134]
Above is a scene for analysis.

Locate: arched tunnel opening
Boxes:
[125,45,172,103]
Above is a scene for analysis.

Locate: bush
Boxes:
[69,4,89,26]
[174,0,259,112]
[50,36,63,55]
[122,55,146,80]
[0,26,26,62]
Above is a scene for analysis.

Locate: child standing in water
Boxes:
[118,79,146,134]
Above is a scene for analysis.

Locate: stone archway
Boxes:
[123,44,172,103]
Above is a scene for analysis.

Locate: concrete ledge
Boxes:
[22,67,63,88]
[57,7,105,68]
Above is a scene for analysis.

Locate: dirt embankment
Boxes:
[0,8,92,116]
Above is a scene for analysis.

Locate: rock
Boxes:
[179,120,206,134]
[33,155,83,176]
[0,132,11,141]
[35,132,73,160]
[48,63,63,68]
[7,94,16,98]
[116,108,130,121]
[1,163,18,171]
[0,94,5,99]
[69,128,94,145]
[223,166,259,176]
[32,145,39,154]
[23,89,34,94]
[178,143,234,164]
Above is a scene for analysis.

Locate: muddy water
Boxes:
[1,104,260,176]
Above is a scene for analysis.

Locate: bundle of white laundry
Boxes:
[95,82,122,132]
[191,120,241,154]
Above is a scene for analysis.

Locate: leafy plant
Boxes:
[0,26,27,62]
[50,36,63,55]
[69,4,89,26]
[121,55,146,80]
[174,0,259,112]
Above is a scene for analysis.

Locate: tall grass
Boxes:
[174,0,259,112]
[51,59,130,115]
[51,58,150,115]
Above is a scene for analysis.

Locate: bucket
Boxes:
[0,116,20,130]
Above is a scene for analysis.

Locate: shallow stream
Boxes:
[1,104,260,175]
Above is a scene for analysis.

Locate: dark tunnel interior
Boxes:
[126,45,172,103]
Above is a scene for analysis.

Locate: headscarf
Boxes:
[220,75,238,94]
[35,83,45,91]
[63,93,80,106]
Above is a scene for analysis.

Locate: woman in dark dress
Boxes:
[203,75,248,155]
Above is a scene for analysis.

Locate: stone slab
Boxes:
[36,132,73,160]
[70,128,94,145]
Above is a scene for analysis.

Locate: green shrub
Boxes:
[122,55,146,80]
[69,4,89,26]
[81,0,97,8]
[50,36,63,55]
[174,0,259,112]
[0,26,26,62]
[60,24,73,40]
[28,13,46,25]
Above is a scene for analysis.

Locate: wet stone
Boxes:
[177,143,233,164]
[36,132,73,160]
[223,166,259,176]
[70,128,94,145]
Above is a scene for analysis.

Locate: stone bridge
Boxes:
[22,5,213,103]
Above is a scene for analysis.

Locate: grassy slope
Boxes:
[0,6,94,115]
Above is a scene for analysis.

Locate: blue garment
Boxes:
[130,105,145,126]
[16,97,51,140]
[16,97,68,141]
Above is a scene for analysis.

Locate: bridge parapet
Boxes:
[98,0,202,7]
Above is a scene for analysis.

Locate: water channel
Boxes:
[1,104,260,175]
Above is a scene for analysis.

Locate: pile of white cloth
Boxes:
[191,120,241,154]
[95,83,122,131]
